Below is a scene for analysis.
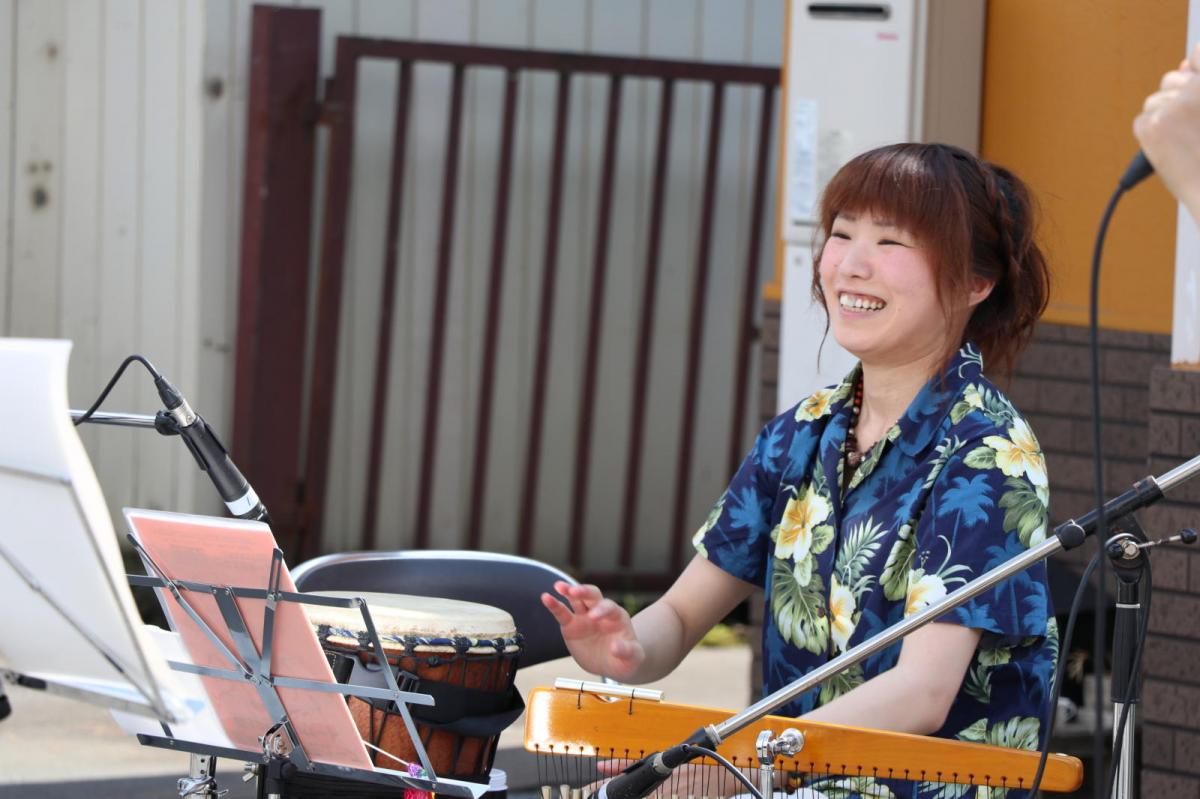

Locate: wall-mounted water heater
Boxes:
[777,0,986,409]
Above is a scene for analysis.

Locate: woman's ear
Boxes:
[967,275,995,309]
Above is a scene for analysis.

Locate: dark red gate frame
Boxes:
[241,12,780,587]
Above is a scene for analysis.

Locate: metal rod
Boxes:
[727,84,776,479]
[336,37,779,86]
[362,59,414,550]
[414,63,467,549]
[568,73,623,568]
[69,409,157,428]
[618,78,675,569]
[1112,704,1136,799]
[1154,450,1200,493]
[517,69,573,556]
[670,81,725,573]
[709,533,1065,741]
[709,453,1200,744]
[301,41,359,565]
[465,66,521,551]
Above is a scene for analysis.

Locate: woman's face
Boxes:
[818,211,969,370]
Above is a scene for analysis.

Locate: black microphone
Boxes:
[0,683,11,722]
[154,375,271,524]
[591,744,697,799]
[1119,150,1155,191]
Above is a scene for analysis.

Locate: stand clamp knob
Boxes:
[755,727,806,762]
[177,775,227,798]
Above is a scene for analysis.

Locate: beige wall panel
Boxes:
[0,0,13,337]
[61,0,104,457]
[136,1,185,511]
[93,0,143,517]
[10,0,65,338]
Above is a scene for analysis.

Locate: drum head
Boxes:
[305,591,519,653]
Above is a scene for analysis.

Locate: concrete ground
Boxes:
[0,645,753,797]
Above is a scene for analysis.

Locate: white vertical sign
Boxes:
[1172,0,1200,367]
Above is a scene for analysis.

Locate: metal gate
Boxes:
[233,6,781,590]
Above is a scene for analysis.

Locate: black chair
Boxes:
[291,549,577,668]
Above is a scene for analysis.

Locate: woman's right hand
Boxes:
[540,580,646,682]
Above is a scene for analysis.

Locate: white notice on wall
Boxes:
[788,98,819,225]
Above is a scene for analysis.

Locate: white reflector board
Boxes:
[0,338,186,721]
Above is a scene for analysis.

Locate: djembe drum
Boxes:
[306,592,524,782]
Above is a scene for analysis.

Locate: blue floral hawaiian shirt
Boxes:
[695,344,1057,798]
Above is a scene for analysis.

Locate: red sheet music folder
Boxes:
[125,509,372,771]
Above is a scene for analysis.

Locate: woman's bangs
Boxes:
[821,147,955,241]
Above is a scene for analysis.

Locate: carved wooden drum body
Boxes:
[307,591,524,782]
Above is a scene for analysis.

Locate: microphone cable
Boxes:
[73,353,270,523]
[73,354,164,426]
[1086,151,1154,799]
[1029,150,1155,798]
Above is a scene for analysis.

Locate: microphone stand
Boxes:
[70,408,271,524]
[70,406,271,799]
[615,452,1200,799]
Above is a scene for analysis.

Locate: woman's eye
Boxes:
[879,238,905,246]
[831,231,851,240]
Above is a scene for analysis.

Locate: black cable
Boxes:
[686,746,764,799]
[1030,549,1103,798]
[1088,183,1127,799]
[1105,554,1152,798]
[73,354,162,426]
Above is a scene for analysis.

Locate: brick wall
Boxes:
[1140,367,1200,797]
[1006,324,1172,572]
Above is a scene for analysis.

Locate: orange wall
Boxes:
[980,0,1187,334]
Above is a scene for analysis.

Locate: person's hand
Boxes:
[540,581,646,681]
[1134,43,1200,224]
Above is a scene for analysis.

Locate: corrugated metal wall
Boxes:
[0,0,216,524]
[305,2,783,571]
[0,1,783,572]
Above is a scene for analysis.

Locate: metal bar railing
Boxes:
[302,41,360,563]
[336,38,777,86]
[728,84,777,479]
[670,81,726,572]
[362,59,413,549]
[465,67,521,551]
[413,63,467,548]
[299,36,779,578]
[517,71,574,557]
[568,74,624,568]
[618,78,676,570]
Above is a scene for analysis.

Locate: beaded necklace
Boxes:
[842,376,865,491]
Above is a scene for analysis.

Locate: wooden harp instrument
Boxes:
[524,684,1084,794]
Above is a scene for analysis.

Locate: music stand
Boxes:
[123,508,488,798]
[0,338,186,722]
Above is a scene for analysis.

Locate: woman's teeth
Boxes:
[839,294,886,311]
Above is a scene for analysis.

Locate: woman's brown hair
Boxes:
[812,143,1050,379]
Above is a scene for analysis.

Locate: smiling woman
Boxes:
[542,143,1057,799]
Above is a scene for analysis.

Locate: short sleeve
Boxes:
[907,420,1052,646]
[692,417,787,587]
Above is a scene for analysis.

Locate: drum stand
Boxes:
[127,541,488,799]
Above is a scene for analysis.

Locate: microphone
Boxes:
[590,744,697,799]
[1119,150,1155,191]
[154,375,271,524]
[0,683,11,722]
